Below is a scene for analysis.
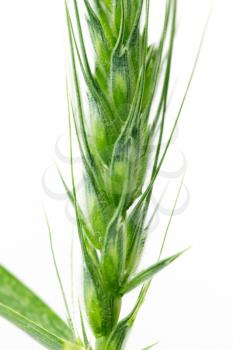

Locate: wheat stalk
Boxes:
[65,0,182,348]
[0,1,204,350]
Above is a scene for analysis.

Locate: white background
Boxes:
[0,0,233,349]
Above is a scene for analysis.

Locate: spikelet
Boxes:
[0,1,203,349]
[66,0,184,348]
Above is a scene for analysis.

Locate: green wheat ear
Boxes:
[0,1,206,350]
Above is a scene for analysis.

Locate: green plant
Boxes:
[0,0,203,349]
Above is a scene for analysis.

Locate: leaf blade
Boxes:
[120,250,187,295]
[0,265,73,342]
[0,302,67,350]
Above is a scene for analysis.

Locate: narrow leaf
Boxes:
[120,250,187,295]
[0,266,73,340]
[0,303,79,350]
[0,266,81,349]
